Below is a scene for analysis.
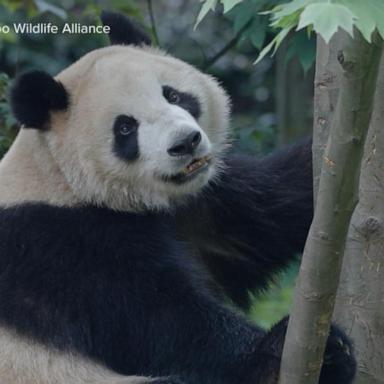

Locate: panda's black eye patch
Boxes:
[113,115,139,162]
[162,86,201,120]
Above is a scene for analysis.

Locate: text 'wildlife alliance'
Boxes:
[0,23,110,34]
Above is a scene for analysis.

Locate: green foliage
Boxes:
[250,262,299,328]
[232,114,276,154]
[0,73,16,158]
[196,0,315,71]
[228,0,286,50]
[195,0,217,28]
[286,30,315,73]
[1,0,142,23]
[197,0,384,64]
[1,0,37,15]
[272,0,384,42]
[257,0,384,62]
[223,0,244,13]
[34,0,67,19]
[196,0,258,26]
[254,24,291,64]
[297,4,355,42]
[195,0,267,28]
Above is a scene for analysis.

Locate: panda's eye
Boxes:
[162,85,201,119]
[119,123,134,136]
[115,116,139,137]
[168,90,180,104]
[113,115,139,161]
[163,86,181,105]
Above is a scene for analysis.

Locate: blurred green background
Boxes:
[0,0,314,328]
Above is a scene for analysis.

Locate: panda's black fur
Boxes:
[10,70,69,129]
[101,10,152,46]
[0,10,356,384]
[176,141,314,308]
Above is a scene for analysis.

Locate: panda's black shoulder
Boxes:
[0,203,210,286]
[0,203,172,268]
[0,203,163,237]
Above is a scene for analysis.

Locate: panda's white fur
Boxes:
[0,130,78,207]
[0,327,150,384]
[0,44,229,384]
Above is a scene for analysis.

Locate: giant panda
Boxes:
[0,11,356,384]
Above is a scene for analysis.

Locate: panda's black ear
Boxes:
[101,11,152,46]
[10,70,69,129]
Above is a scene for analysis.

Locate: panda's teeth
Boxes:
[164,156,211,184]
[183,156,209,174]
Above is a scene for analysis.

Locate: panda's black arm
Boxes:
[175,139,313,308]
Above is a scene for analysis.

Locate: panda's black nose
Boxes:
[167,131,202,157]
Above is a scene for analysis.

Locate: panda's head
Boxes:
[9,12,230,211]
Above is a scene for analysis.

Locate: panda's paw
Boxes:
[258,317,356,384]
[319,325,356,384]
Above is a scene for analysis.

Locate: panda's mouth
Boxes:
[163,156,212,184]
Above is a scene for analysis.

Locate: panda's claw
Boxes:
[334,336,351,355]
